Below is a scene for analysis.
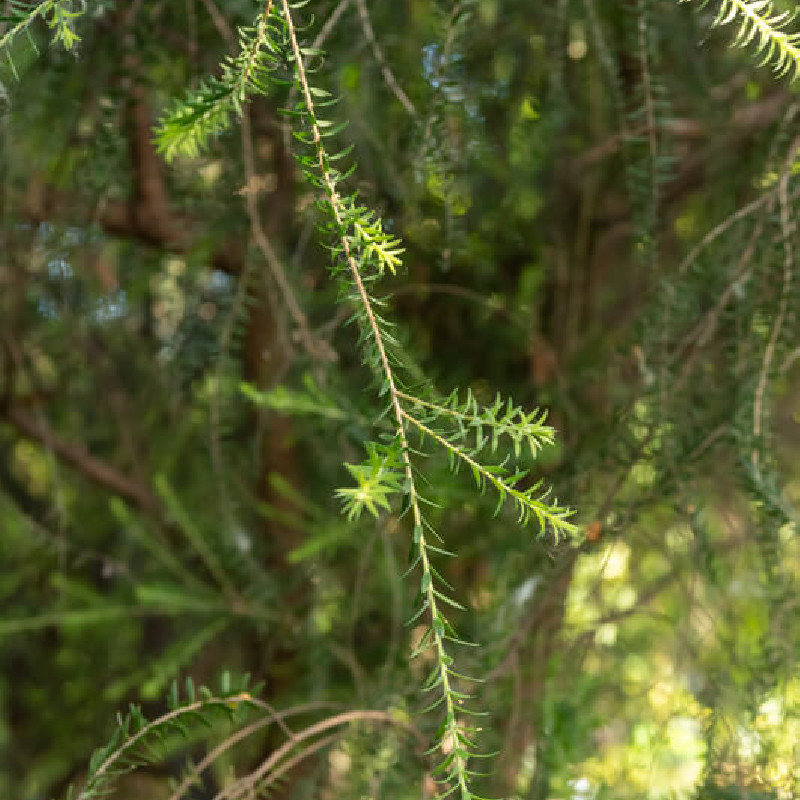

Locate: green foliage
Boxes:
[2,0,800,799]
[680,0,800,78]
[3,2,575,796]
[240,375,352,421]
[270,2,576,792]
[334,390,577,534]
[0,0,83,52]
[156,1,284,160]
[77,675,260,800]
[336,441,405,522]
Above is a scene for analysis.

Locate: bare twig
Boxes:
[252,732,343,797]
[752,137,800,475]
[216,709,423,799]
[672,218,764,393]
[199,0,235,45]
[677,190,773,276]
[167,702,339,800]
[241,109,332,363]
[355,0,416,117]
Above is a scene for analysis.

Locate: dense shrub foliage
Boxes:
[2,2,800,799]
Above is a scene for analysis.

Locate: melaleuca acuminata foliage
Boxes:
[678,0,800,79]
[0,0,578,796]
[5,0,800,797]
[156,2,285,162]
[0,0,84,57]
[73,674,261,800]
[70,673,420,800]
[156,1,577,796]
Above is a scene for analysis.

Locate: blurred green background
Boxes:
[1,1,800,798]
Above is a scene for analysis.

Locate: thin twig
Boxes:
[216,709,422,799]
[752,137,800,476]
[672,219,764,394]
[241,108,332,363]
[315,0,352,46]
[6,405,160,514]
[389,282,526,326]
[677,190,773,275]
[280,3,473,792]
[252,732,343,797]
[201,0,328,363]
[167,702,339,800]
[199,0,234,45]
[80,694,263,798]
[355,0,416,117]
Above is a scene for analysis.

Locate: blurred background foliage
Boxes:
[2,0,800,798]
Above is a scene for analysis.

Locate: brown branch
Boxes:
[18,76,244,272]
[574,118,706,171]
[5,405,161,514]
[127,87,184,245]
[575,90,791,180]
[21,178,245,276]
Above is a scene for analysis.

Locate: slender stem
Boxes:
[0,0,59,49]
[279,3,471,793]
[218,709,422,799]
[167,702,340,800]
[752,137,800,476]
[240,108,331,361]
[233,0,275,101]
[355,0,417,116]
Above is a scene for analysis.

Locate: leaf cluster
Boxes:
[269,4,576,794]
[156,1,287,161]
[680,0,800,79]
[0,0,83,54]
